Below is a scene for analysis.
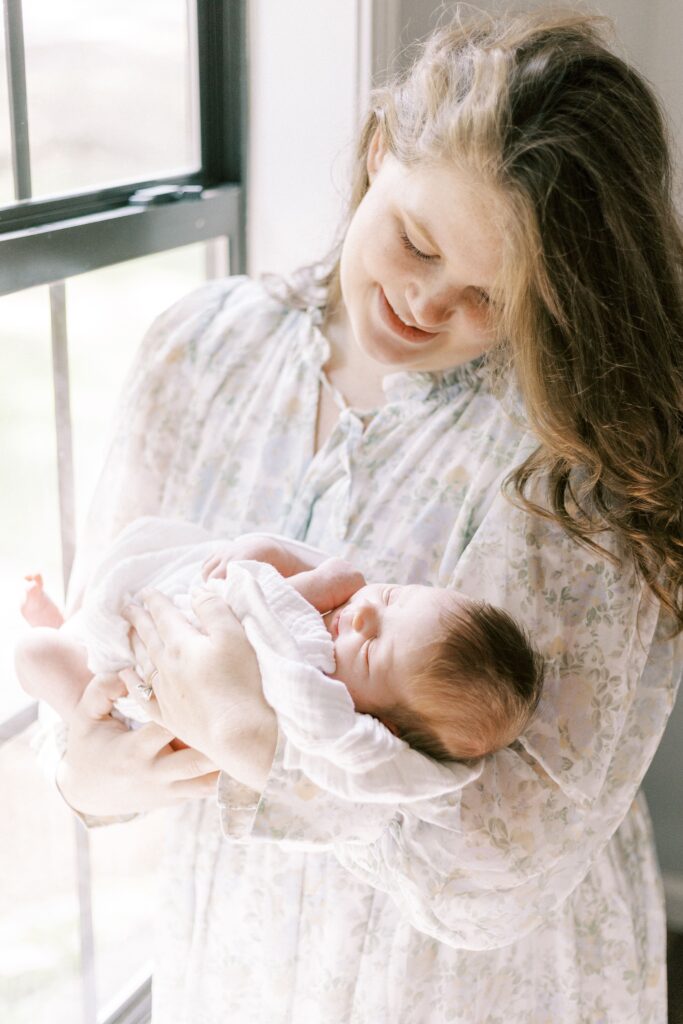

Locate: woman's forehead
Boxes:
[398,158,505,281]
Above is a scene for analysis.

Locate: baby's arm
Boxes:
[287,558,366,614]
[202,534,330,582]
[14,627,94,721]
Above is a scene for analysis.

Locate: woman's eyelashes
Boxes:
[399,230,437,263]
[399,231,492,311]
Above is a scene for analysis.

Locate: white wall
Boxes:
[246,0,362,277]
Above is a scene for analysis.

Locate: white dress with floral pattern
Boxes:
[64,276,681,1023]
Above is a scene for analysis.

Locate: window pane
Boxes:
[0,16,14,203]
[1,246,207,722]
[1,247,207,1024]
[0,730,81,1024]
[91,812,164,1014]
[68,243,207,535]
[22,0,198,198]
[0,729,167,1024]
[0,286,61,721]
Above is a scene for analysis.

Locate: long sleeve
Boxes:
[218,482,681,951]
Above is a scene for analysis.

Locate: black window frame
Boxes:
[0,0,247,295]
[0,4,246,1022]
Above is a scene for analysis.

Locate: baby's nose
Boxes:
[351,603,378,636]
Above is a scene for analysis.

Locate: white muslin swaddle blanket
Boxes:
[63,516,481,802]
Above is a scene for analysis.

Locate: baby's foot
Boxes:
[20,574,65,628]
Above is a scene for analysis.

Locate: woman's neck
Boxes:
[321,304,387,411]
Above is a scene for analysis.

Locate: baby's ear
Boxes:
[382,719,400,737]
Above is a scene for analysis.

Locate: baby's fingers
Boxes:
[201,555,220,581]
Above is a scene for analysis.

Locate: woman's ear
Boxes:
[367,127,388,182]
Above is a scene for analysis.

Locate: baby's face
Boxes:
[325,583,465,717]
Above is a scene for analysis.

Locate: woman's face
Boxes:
[339,134,505,373]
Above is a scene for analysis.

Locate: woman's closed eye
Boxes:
[400,230,437,263]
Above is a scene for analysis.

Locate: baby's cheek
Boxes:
[330,647,360,708]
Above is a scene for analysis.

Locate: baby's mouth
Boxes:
[324,603,352,640]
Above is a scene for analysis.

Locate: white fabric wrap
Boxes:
[62,515,480,803]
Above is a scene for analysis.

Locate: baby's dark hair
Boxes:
[383,599,544,762]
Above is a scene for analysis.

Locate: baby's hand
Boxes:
[288,558,366,615]
[202,536,314,581]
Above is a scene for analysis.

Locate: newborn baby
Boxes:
[16,519,543,774]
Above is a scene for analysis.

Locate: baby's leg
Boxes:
[14,627,93,721]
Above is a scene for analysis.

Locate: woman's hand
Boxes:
[57,673,220,818]
[121,588,277,793]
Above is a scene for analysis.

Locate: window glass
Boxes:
[0,730,81,1024]
[1,246,207,721]
[91,813,165,1014]
[0,730,166,1023]
[0,16,14,203]
[1,246,208,1023]
[0,286,61,721]
[22,0,198,198]
[68,243,207,535]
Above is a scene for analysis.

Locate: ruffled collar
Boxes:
[304,306,490,407]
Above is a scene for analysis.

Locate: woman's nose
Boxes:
[351,602,378,637]
[405,282,455,329]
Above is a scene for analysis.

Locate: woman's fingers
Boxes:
[136,720,180,754]
[122,602,166,663]
[119,667,165,723]
[171,771,221,800]
[162,746,219,781]
[136,588,198,647]
[191,587,242,636]
[80,672,128,720]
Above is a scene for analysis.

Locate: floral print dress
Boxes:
[65,276,681,1023]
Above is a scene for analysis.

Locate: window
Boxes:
[0,3,245,1022]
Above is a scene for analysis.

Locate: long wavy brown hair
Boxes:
[272,7,683,633]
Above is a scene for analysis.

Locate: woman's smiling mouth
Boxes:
[377,287,439,344]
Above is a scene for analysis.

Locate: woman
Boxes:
[52,9,682,1022]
